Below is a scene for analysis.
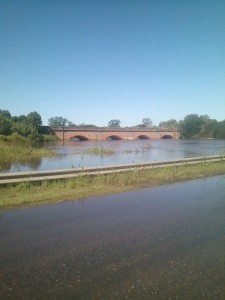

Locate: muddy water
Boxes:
[1,175,225,299]
[2,139,225,173]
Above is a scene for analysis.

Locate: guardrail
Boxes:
[0,155,225,185]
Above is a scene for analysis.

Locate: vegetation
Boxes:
[142,118,153,127]
[0,109,58,141]
[83,147,114,155]
[48,117,97,128]
[48,116,75,127]
[159,119,179,130]
[1,109,225,140]
[180,114,225,139]
[1,160,225,209]
[0,134,53,169]
[108,119,121,128]
[159,114,225,139]
[1,109,224,209]
[76,123,97,128]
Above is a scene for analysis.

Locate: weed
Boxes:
[83,147,114,156]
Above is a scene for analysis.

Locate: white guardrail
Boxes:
[0,155,225,185]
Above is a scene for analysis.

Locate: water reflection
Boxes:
[0,158,42,172]
[1,175,225,298]
[2,139,225,173]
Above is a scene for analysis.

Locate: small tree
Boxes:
[48,116,69,127]
[108,119,121,128]
[27,112,42,129]
[142,118,153,127]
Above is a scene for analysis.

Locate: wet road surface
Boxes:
[1,175,225,299]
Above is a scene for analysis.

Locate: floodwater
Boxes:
[1,175,225,299]
[2,139,225,173]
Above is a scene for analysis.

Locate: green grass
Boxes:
[0,134,54,170]
[1,160,225,209]
[41,134,58,142]
[83,147,114,155]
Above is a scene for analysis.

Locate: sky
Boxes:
[0,0,225,126]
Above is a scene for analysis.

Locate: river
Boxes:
[1,175,225,299]
[2,139,225,173]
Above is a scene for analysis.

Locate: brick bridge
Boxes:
[52,127,181,141]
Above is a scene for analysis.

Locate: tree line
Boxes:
[159,114,225,139]
[0,110,225,139]
[0,110,53,140]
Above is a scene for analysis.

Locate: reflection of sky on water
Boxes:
[2,139,225,173]
[1,176,225,298]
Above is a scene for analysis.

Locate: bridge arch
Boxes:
[105,135,123,140]
[137,135,150,140]
[70,135,89,141]
[161,135,173,139]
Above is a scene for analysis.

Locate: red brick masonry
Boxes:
[52,127,181,140]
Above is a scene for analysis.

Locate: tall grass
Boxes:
[83,147,114,156]
[0,134,53,168]
[41,134,58,142]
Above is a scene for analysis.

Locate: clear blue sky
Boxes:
[0,0,224,126]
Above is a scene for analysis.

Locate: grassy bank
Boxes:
[0,134,53,169]
[1,160,225,209]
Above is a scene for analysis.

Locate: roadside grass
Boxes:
[1,160,225,209]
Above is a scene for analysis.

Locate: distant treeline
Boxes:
[159,115,225,139]
[0,110,225,139]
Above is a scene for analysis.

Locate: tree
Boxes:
[8,111,42,138]
[181,114,210,139]
[27,112,42,129]
[67,121,76,126]
[159,119,179,130]
[214,120,225,139]
[12,115,27,123]
[198,116,215,138]
[142,118,153,127]
[108,119,121,128]
[0,110,13,135]
[48,116,73,127]
[0,117,13,135]
[13,121,33,137]
[0,109,11,119]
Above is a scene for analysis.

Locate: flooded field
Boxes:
[2,139,225,173]
[1,175,225,299]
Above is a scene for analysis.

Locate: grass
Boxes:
[124,144,152,154]
[1,160,225,209]
[83,147,114,155]
[41,134,58,142]
[0,134,54,170]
